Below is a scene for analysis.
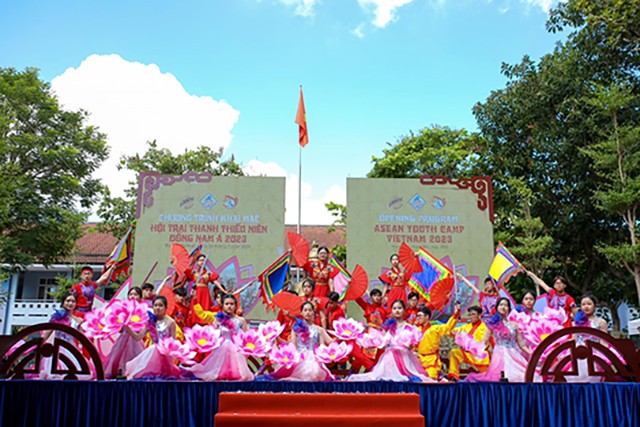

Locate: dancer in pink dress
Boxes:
[187,294,254,381]
[465,297,532,383]
[348,300,431,382]
[125,296,179,379]
[266,301,335,381]
[103,287,145,379]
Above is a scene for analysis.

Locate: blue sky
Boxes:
[1,0,563,224]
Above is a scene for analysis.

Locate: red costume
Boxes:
[379,267,409,306]
[323,305,345,331]
[301,295,327,326]
[546,289,576,327]
[303,260,338,298]
[276,309,295,342]
[70,281,99,315]
[170,302,190,330]
[185,268,220,312]
[405,307,419,325]
[355,298,388,330]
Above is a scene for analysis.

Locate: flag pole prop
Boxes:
[295,85,308,284]
[140,261,158,287]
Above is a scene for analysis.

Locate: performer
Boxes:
[574,293,608,333]
[265,301,335,381]
[322,291,345,330]
[567,293,609,382]
[348,300,431,382]
[457,273,499,322]
[417,304,461,380]
[527,272,577,326]
[170,287,190,330]
[184,254,224,313]
[299,279,326,326]
[379,254,410,306]
[518,289,537,315]
[38,293,95,379]
[141,283,156,307]
[405,292,420,324]
[125,296,179,379]
[465,298,531,383]
[355,288,388,330]
[302,246,338,298]
[447,306,491,381]
[187,294,254,381]
[103,288,145,379]
[69,265,114,316]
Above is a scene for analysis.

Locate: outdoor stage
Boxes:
[1,380,638,427]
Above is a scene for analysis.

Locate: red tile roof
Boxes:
[73,224,344,264]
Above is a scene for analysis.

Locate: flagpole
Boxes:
[297,120,302,284]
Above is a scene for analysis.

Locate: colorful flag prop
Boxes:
[328,254,351,301]
[488,242,525,288]
[259,252,292,306]
[408,247,454,310]
[103,226,133,282]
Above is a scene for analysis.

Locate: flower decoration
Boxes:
[454,332,488,359]
[123,299,150,332]
[524,316,564,346]
[184,324,224,353]
[269,343,304,369]
[232,329,271,357]
[391,325,422,347]
[542,307,567,326]
[258,320,285,344]
[356,328,390,349]
[332,318,365,341]
[314,341,353,364]
[157,337,197,365]
[83,306,118,339]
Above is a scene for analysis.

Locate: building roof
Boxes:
[73,224,344,264]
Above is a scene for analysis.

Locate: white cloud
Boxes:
[278,0,321,17]
[351,22,366,39]
[520,0,559,13]
[243,160,346,225]
[357,0,415,28]
[51,54,240,199]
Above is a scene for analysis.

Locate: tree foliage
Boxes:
[325,202,346,262]
[0,67,108,266]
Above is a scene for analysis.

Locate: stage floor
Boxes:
[1,380,638,427]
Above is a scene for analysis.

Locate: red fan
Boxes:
[271,292,303,317]
[342,264,369,301]
[287,232,309,267]
[158,285,176,316]
[399,242,422,275]
[425,277,455,312]
[170,244,190,275]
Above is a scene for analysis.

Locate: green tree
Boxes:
[325,202,346,262]
[0,67,108,266]
[581,82,640,306]
[98,140,244,238]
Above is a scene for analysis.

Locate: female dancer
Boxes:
[267,301,335,381]
[125,296,178,379]
[349,300,431,382]
[185,254,225,313]
[103,287,145,379]
[568,293,609,382]
[303,246,338,298]
[465,298,531,383]
[379,254,410,307]
[187,294,254,381]
[526,272,577,326]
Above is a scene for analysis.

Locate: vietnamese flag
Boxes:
[295,86,308,147]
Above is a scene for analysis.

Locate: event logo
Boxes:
[224,195,238,210]
[200,194,217,211]
[388,196,403,210]
[432,196,446,210]
[408,194,426,211]
[179,196,195,209]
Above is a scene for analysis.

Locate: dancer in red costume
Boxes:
[355,288,388,331]
[405,292,420,324]
[184,254,224,316]
[302,246,338,298]
[69,265,114,317]
[322,292,345,330]
[527,272,577,327]
[379,254,410,307]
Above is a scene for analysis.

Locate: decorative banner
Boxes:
[408,246,453,301]
[488,242,525,288]
[346,177,494,319]
[259,252,292,305]
[133,173,286,319]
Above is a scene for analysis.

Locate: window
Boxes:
[37,277,58,301]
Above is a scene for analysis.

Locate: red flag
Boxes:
[295,86,308,147]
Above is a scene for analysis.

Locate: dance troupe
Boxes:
[39,242,610,383]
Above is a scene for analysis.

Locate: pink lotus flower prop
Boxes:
[391,325,422,347]
[258,320,285,344]
[269,343,304,369]
[232,329,271,357]
[524,316,564,347]
[157,336,196,365]
[508,310,531,327]
[332,318,365,341]
[542,307,568,325]
[184,324,224,353]
[314,341,353,364]
[356,328,390,349]
[83,307,118,339]
[123,299,149,332]
[455,332,488,359]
